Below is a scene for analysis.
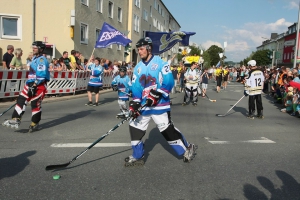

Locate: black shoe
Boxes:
[192,102,197,106]
[247,114,254,119]
[93,102,99,106]
[85,101,93,106]
[182,102,187,106]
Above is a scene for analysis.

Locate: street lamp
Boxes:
[262,37,279,67]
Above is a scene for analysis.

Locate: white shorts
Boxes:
[202,83,208,89]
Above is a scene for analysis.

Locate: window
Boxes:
[108,44,113,49]
[143,9,148,21]
[162,9,164,17]
[81,0,88,6]
[150,6,152,17]
[108,1,113,18]
[96,0,103,12]
[96,28,101,41]
[158,4,160,13]
[135,0,140,8]
[117,44,121,51]
[149,24,152,31]
[80,23,88,44]
[284,53,286,60]
[1,15,21,39]
[134,14,140,32]
[154,0,157,10]
[287,53,289,59]
[118,7,122,22]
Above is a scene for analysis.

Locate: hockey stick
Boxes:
[199,88,216,102]
[0,103,16,117]
[45,104,145,171]
[216,95,245,117]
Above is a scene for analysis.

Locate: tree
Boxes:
[206,45,224,66]
[252,49,272,66]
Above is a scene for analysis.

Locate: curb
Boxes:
[0,89,113,108]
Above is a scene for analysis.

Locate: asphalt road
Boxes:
[0,81,299,200]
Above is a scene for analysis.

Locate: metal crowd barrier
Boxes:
[0,70,133,99]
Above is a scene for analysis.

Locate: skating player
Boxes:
[2,41,50,132]
[125,37,197,167]
[182,62,200,106]
[111,66,132,119]
[244,60,265,119]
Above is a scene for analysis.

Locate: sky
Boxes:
[162,0,300,62]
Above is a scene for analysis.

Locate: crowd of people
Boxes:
[1,44,136,74]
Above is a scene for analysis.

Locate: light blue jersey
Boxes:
[131,55,174,115]
[27,55,50,85]
[111,75,132,101]
[88,64,104,87]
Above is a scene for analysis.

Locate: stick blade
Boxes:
[216,114,225,117]
[45,162,71,171]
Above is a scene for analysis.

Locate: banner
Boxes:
[95,22,132,48]
[145,31,195,55]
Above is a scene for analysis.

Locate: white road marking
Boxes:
[51,143,132,147]
[204,137,275,144]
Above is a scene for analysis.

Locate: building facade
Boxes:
[127,0,181,63]
[0,0,180,67]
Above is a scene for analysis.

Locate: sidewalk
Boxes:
[0,89,113,108]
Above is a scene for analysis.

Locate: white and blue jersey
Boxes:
[131,55,174,115]
[27,55,50,85]
[88,64,104,87]
[111,75,132,101]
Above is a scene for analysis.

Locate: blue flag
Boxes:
[145,31,195,55]
[95,22,132,48]
[216,61,221,68]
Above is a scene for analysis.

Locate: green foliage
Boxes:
[252,49,272,66]
[206,45,224,66]
[189,45,201,56]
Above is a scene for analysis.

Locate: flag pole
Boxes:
[293,0,300,68]
[89,48,95,61]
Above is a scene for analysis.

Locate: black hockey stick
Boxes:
[45,104,145,171]
[0,103,16,117]
[216,95,245,117]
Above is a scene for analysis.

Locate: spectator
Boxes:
[171,65,178,94]
[177,62,185,93]
[10,48,23,70]
[69,50,77,71]
[103,59,110,70]
[60,51,71,70]
[49,58,63,71]
[201,68,209,97]
[233,68,237,82]
[280,94,293,113]
[58,57,67,71]
[75,51,84,70]
[2,45,14,70]
[293,72,300,83]
[26,52,33,70]
[83,58,89,70]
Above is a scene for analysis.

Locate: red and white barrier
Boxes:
[0,70,133,99]
[0,70,28,98]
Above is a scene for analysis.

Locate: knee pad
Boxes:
[118,99,127,110]
[161,124,188,156]
[129,125,146,141]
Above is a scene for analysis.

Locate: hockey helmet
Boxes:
[119,66,127,72]
[32,41,46,52]
[136,37,152,48]
[247,60,256,67]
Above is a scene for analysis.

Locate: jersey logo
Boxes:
[37,65,46,71]
[151,64,158,70]
[39,58,44,63]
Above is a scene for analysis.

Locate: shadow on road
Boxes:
[243,170,300,200]
[15,110,95,133]
[52,148,131,172]
[0,150,36,180]
[232,106,248,117]
[144,128,181,163]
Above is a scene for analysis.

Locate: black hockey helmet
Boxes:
[32,41,46,52]
[119,66,127,72]
[136,37,152,48]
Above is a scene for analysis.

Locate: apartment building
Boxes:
[0,0,128,65]
[0,0,179,66]
[128,0,181,63]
